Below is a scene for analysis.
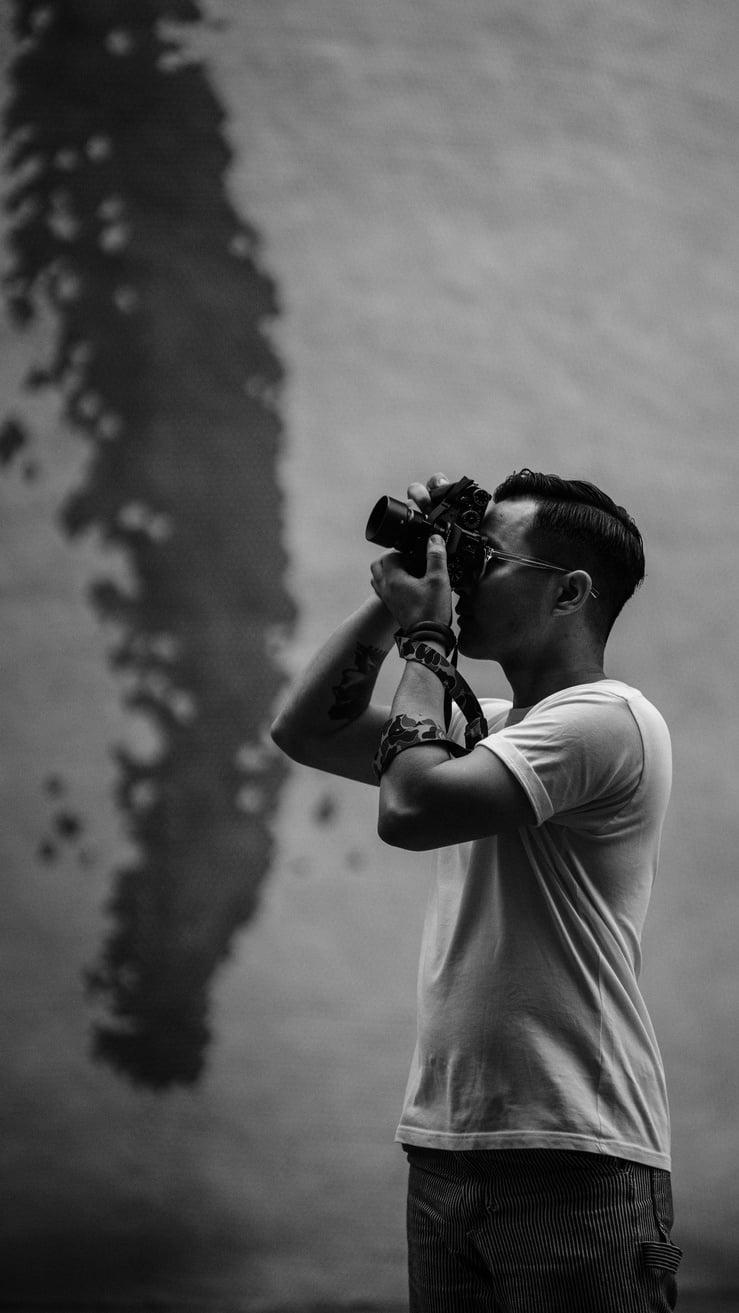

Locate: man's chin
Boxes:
[457,627,483,659]
[457,620,500,662]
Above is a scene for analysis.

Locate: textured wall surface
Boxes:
[1,0,738,1307]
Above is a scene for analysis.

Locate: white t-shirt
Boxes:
[396,680,673,1170]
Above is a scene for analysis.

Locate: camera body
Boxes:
[365,476,492,592]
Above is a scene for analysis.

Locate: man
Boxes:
[271,469,681,1312]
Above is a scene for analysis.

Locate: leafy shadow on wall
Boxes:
[2,0,295,1086]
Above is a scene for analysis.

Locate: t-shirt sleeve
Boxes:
[477,693,646,827]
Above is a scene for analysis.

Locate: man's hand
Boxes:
[367,472,457,629]
[405,472,452,512]
[369,533,452,630]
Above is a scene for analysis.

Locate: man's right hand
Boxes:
[405,473,452,513]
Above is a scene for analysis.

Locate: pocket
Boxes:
[643,1170,682,1312]
[641,1240,682,1312]
[641,1241,683,1274]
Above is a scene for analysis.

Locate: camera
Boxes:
[365,475,492,592]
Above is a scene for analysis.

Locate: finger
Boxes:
[424,536,453,620]
[407,473,451,510]
[426,533,449,571]
[427,472,450,495]
[370,553,401,584]
[406,480,432,510]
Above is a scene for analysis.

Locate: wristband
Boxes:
[394,637,489,750]
[373,714,466,781]
[395,621,457,657]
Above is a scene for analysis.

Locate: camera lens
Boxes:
[366,496,427,552]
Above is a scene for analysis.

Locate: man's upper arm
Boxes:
[481,695,646,826]
[273,703,390,787]
[378,742,537,849]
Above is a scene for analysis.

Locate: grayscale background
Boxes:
[1,1,737,1309]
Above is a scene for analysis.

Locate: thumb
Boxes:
[424,534,453,622]
[426,533,448,570]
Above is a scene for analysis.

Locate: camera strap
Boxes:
[394,633,489,750]
[372,714,466,781]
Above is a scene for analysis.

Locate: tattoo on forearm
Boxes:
[328,643,387,721]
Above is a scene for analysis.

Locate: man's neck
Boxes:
[506,661,607,710]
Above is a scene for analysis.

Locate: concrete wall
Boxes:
[2,0,738,1306]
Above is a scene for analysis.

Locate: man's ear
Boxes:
[553,570,594,616]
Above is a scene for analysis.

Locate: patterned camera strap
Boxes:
[394,635,489,751]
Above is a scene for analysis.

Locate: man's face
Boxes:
[455,497,557,660]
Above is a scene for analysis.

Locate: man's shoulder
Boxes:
[534,679,664,719]
[454,682,669,754]
[528,680,671,759]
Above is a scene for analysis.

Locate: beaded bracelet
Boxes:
[373,713,466,781]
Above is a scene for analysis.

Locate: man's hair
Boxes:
[493,469,645,635]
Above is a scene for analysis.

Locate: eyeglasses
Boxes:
[481,545,600,599]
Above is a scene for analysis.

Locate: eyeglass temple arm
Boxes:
[486,549,599,599]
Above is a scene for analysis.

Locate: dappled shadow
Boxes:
[2,0,295,1085]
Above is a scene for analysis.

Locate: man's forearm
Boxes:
[377,643,454,843]
[387,646,448,727]
[270,595,397,769]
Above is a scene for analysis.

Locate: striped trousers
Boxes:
[404,1147,682,1313]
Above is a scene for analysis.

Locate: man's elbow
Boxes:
[271,712,338,771]
[270,713,305,764]
[377,799,433,851]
